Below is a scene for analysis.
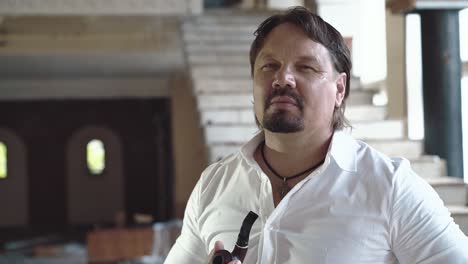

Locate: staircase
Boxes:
[181,10,468,233]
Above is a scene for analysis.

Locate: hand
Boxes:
[205,241,241,264]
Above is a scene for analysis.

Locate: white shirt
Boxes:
[165,131,468,264]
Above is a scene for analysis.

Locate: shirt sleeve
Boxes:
[390,160,468,263]
[165,178,207,264]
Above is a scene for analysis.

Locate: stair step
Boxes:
[192,65,250,78]
[191,68,367,91]
[364,139,423,160]
[193,78,363,93]
[447,206,468,234]
[196,88,375,105]
[184,24,257,35]
[204,120,405,146]
[184,15,270,26]
[211,139,422,163]
[349,120,405,140]
[346,105,386,121]
[199,104,386,126]
[427,177,467,206]
[197,94,252,109]
[185,11,274,25]
[204,125,258,144]
[184,33,256,42]
[206,145,445,178]
[186,38,253,47]
[193,79,251,93]
[411,156,447,178]
[189,54,250,66]
[185,19,264,26]
[208,139,423,163]
[201,109,255,125]
[187,43,251,53]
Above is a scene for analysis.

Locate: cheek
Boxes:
[302,83,337,112]
[253,85,265,117]
[253,75,270,107]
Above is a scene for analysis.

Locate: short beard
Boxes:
[262,109,304,133]
[261,88,305,133]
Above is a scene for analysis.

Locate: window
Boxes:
[87,139,105,175]
[0,142,6,179]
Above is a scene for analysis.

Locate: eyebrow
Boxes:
[257,52,320,64]
[256,51,274,61]
[296,55,321,64]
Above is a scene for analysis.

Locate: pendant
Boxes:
[280,180,290,198]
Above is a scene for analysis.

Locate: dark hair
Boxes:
[250,6,352,130]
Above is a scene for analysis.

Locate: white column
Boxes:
[316,0,387,86]
[386,9,407,119]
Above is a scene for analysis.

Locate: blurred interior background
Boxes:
[0,0,467,263]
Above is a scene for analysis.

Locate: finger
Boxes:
[209,240,225,256]
[214,240,225,251]
[207,240,225,262]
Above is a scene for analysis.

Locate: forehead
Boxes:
[256,23,330,62]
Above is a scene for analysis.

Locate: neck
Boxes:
[262,129,333,177]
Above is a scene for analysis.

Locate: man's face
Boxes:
[253,23,346,134]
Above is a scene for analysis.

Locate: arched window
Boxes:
[0,142,7,179]
[87,139,105,175]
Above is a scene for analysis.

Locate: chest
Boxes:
[199,194,394,264]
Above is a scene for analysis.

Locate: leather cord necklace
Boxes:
[260,141,325,198]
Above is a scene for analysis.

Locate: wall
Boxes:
[170,73,208,218]
[67,126,124,225]
[0,15,203,220]
[317,0,387,85]
[0,128,28,227]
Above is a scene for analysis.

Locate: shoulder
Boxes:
[354,139,413,181]
[197,150,251,195]
[353,139,441,211]
[332,131,413,181]
[349,139,434,206]
[198,133,262,188]
[200,151,243,179]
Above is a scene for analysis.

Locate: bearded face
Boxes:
[253,23,346,136]
[261,86,305,133]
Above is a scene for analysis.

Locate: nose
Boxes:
[272,66,296,89]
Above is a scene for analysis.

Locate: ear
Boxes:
[335,72,346,108]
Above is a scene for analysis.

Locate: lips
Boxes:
[269,96,298,106]
[264,88,304,111]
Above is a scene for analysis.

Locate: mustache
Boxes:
[265,88,304,110]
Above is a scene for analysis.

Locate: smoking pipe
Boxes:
[210,211,259,264]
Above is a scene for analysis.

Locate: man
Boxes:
[165,6,468,264]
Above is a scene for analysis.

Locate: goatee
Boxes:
[262,88,304,133]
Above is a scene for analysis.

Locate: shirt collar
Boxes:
[328,130,358,172]
[239,130,358,173]
[240,131,264,168]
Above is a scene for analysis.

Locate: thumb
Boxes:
[208,240,225,258]
[214,240,225,252]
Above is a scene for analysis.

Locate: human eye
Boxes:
[260,62,278,71]
[298,65,317,72]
